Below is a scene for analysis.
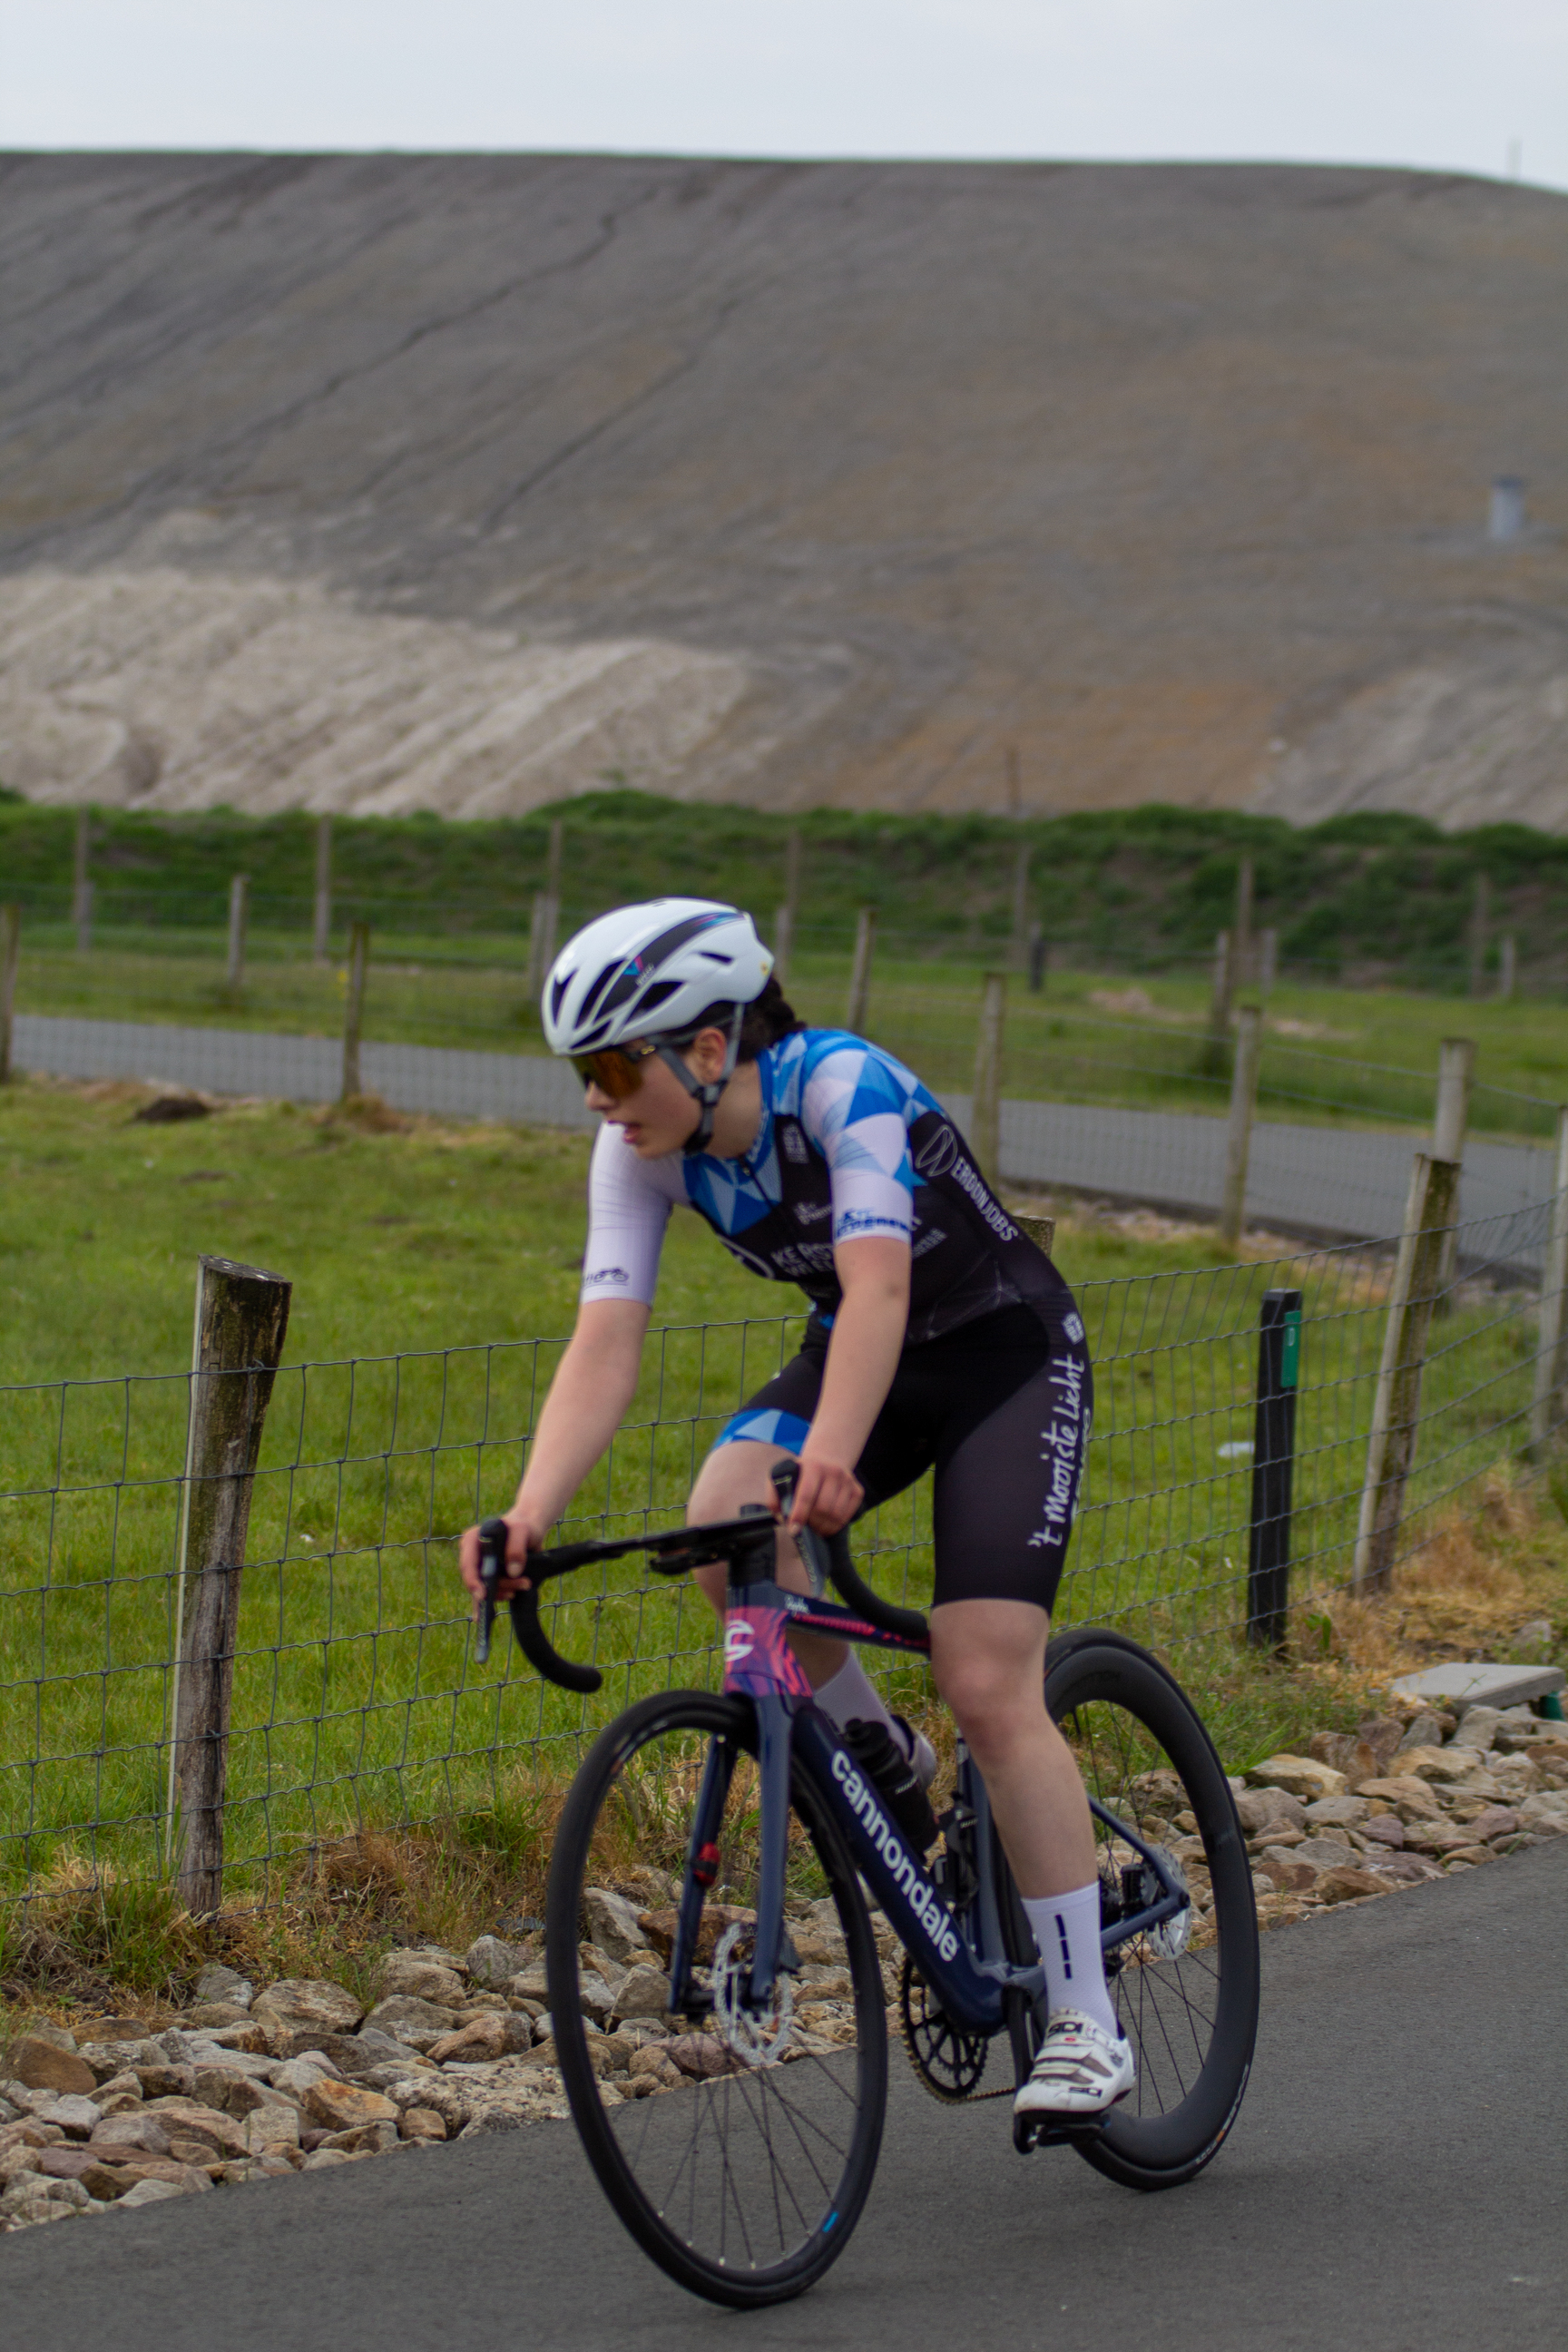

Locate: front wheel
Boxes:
[1040,1628,1259,2190]
[546,1691,888,2308]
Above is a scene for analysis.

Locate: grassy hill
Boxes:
[2,789,1563,988]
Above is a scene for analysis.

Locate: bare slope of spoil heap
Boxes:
[1,153,1564,824]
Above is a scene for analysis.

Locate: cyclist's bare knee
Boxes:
[687,1440,803,1616]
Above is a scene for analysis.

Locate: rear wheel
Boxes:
[1034,1628,1259,2190]
[546,1691,888,2308]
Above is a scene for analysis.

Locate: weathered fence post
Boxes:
[1248,1288,1303,1649]
[1495,934,1517,1002]
[1432,1035,1475,1304]
[1220,1005,1263,1248]
[312,814,332,964]
[846,907,876,1033]
[1468,873,1490,997]
[1530,1107,1568,1455]
[1233,855,1255,986]
[1009,840,1032,973]
[226,874,250,992]
[1014,1210,1055,1258]
[73,808,93,954]
[773,828,801,987]
[1200,929,1232,1075]
[524,818,564,1007]
[341,920,369,1100]
[973,971,1007,1183]
[0,905,18,1085]
[1353,1152,1462,1594]
[167,1255,292,1912]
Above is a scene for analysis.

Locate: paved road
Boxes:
[5,1844,1563,2352]
[18,1012,1555,1250]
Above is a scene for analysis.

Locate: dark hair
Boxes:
[688,976,804,1062]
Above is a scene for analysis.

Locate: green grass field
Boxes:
[1,1078,1548,1906]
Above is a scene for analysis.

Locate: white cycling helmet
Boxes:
[543,898,774,1151]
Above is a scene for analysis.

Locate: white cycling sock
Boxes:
[1023,1884,1121,2039]
[812,1653,908,1758]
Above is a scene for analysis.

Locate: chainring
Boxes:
[898,1955,990,2102]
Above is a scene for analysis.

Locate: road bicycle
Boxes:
[475,1466,1259,2309]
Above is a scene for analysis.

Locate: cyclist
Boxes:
[459,897,1132,2119]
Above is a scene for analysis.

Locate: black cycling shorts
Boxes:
[713,1302,1092,1614]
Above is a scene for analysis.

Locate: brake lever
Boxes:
[475,1515,508,1665]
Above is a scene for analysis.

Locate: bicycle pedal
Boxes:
[1012,2111,1111,2155]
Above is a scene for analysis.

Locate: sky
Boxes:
[3,0,1565,193]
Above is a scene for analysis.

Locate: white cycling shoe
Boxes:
[1013,2009,1136,2120]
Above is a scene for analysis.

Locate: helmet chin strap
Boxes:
[657,1008,745,1155]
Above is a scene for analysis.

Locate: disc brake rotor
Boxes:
[711,1919,795,2068]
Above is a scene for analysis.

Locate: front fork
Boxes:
[667,1692,794,2016]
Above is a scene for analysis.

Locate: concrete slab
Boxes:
[1391,1661,1566,1714]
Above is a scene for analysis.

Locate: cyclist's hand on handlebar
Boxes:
[458,1510,544,1608]
[783,1455,863,1538]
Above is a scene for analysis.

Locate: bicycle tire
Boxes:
[546,1690,888,2308]
[1024,1627,1259,2190]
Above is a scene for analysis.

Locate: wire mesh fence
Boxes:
[3,1191,1561,1914]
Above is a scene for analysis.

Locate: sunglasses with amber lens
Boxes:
[572,1040,662,1099]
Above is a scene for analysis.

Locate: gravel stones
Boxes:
[1235,1787,1308,1836]
[250,1979,365,2040]
[193,1965,254,2009]
[426,2014,532,2065]
[583,1888,652,1963]
[7,2039,98,2098]
[300,2079,398,2134]
[359,1996,462,2051]
[610,1965,673,2022]
[1361,1814,1406,1847]
[397,2107,447,2142]
[1245,1755,1348,1801]
[376,1951,466,2005]
[463,1935,531,1987]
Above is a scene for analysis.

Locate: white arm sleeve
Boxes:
[580,1122,683,1306]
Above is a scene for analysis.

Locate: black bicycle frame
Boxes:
[687,1570,1191,2036]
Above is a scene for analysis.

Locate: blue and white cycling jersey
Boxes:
[581,1028,1071,1348]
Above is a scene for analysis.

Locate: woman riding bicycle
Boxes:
[459,897,1132,2120]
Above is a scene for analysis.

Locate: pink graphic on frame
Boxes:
[722,1607,813,1699]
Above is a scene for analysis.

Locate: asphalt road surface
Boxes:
[18,1012,1553,1250]
[5,1843,1563,2352]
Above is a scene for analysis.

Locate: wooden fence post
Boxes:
[74,808,93,954]
[1233,855,1255,986]
[846,907,876,1033]
[1220,1004,1263,1248]
[167,1255,291,1911]
[1014,1210,1055,1258]
[524,819,564,1008]
[1468,874,1489,997]
[973,971,1007,1183]
[0,905,18,1085]
[313,815,332,965]
[1353,1152,1461,1594]
[1200,929,1232,1075]
[1009,840,1032,973]
[1530,1108,1568,1455]
[341,920,369,1100]
[1495,934,1517,1002]
[226,874,250,992]
[1432,1035,1475,1303]
[773,828,801,987]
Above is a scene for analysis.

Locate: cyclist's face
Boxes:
[584,1031,725,1155]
